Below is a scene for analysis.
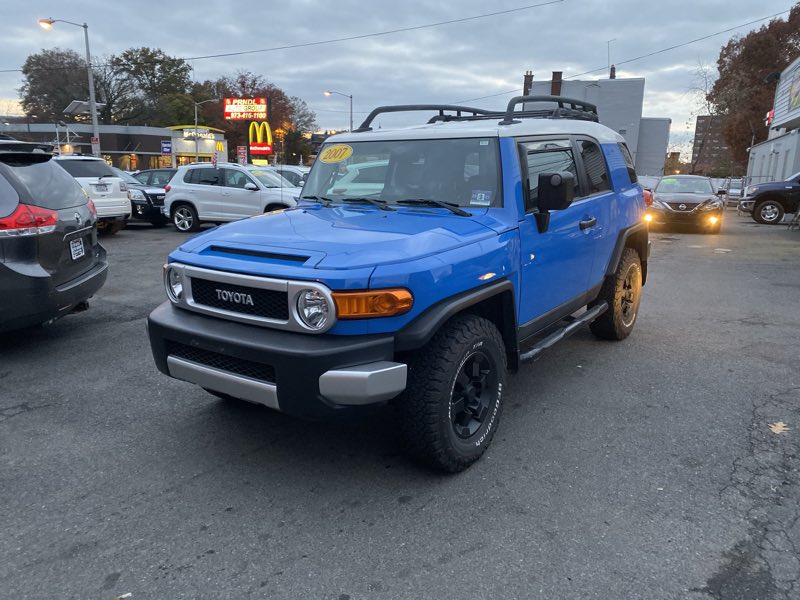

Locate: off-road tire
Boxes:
[399,314,507,473]
[590,247,642,340]
[172,204,200,232]
[752,199,784,225]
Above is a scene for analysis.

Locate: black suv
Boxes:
[0,141,108,333]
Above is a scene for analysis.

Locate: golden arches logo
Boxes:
[248,121,272,146]
[215,141,224,152]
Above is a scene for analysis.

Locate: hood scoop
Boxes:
[201,245,312,266]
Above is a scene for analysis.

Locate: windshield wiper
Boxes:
[396,198,472,217]
[300,195,333,207]
[340,197,395,211]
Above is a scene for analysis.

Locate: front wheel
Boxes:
[399,314,507,473]
[172,204,200,232]
[753,200,784,224]
[590,247,642,340]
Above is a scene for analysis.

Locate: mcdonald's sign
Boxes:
[215,141,225,153]
[248,121,273,155]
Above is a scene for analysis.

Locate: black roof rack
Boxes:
[354,104,495,132]
[350,96,599,133]
[498,95,598,124]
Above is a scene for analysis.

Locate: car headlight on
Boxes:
[744,185,757,196]
[296,289,330,330]
[128,189,146,202]
[651,199,667,209]
[700,199,723,210]
[164,265,183,302]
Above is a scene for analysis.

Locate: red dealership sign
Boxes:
[224,98,267,121]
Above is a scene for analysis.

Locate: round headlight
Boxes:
[297,289,329,330]
[165,267,183,302]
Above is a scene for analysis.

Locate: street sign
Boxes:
[237,146,248,165]
[160,140,172,155]
[224,98,268,121]
[90,136,100,156]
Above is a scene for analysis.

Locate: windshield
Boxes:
[655,177,714,194]
[303,138,502,208]
[247,168,295,188]
[787,171,800,182]
[112,167,140,184]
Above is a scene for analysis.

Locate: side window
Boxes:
[577,140,611,195]
[195,168,221,186]
[222,169,252,189]
[521,139,578,211]
[279,171,300,186]
[618,143,638,184]
[183,169,197,184]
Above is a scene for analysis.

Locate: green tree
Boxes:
[19,48,89,122]
[708,4,800,166]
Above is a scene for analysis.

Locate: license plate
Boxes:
[94,184,108,193]
[70,238,85,260]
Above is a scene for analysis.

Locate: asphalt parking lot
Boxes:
[1,213,799,600]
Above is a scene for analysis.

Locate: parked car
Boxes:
[53,155,130,234]
[738,171,800,224]
[719,177,744,208]
[271,164,310,187]
[0,141,107,333]
[147,96,649,472]
[162,163,302,232]
[112,167,168,227]
[647,175,723,233]
[133,168,177,187]
[327,160,389,196]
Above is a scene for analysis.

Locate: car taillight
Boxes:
[164,184,171,193]
[86,198,97,216]
[643,189,653,207]
[0,203,58,237]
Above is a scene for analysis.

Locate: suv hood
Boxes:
[178,205,497,269]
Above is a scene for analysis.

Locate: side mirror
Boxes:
[244,182,258,191]
[538,171,575,211]
[298,179,306,187]
[716,189,727,196]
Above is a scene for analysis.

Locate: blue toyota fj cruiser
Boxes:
[147,96,649,472]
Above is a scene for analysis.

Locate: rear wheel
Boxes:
[753,199,784,224]
[399,314,506,473]
[590,247,642,340]
[100,220,125,235]
[172,204,200,232]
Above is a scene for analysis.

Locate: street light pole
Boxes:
[39,18,100,156]
[324,90,353,132]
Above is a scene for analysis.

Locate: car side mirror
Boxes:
[538,171,575,211]
[716,189,727,196]
[298,179,306,186]
[244,182,258,191]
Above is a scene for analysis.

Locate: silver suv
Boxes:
[163,163,302,232]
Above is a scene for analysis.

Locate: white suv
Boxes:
[53,155,131,234]
[163,163,302,232]
[271,164,310,187]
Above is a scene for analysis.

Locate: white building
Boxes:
[746,55,800,183]
[527,71,671,176]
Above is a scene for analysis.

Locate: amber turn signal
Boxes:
[333,289,413,319]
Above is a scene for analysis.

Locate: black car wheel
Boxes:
[753,199,784,224]
[399,314,506,473]
[590,247,642,340]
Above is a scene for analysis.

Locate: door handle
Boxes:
[579,217,597,230]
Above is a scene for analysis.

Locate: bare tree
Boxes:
[687,61,719,175]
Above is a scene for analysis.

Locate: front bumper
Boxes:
[147,302,407,419]
[131,200,167,222]
[647,208,723,227]
[738,199,754,213]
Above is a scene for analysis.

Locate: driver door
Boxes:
[221,168,260,220]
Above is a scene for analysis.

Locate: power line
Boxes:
[451,9,791,104]
[0,1,564,74]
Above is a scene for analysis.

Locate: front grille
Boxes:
[190,277,289,320]
[666,202,698,211]
[167,341,276,383]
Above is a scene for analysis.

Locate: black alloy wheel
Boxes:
[450,351,498,439]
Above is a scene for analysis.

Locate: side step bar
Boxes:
[519,302,608,363]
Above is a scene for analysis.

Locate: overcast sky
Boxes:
[1,0,794,152]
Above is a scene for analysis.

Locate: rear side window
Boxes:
[0,158,86,210]
[0,171,20,218]
[577,140,611,194]
[56,159,115,178]
[185,168,221,185]
[618,143,638,184]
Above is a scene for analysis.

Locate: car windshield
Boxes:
[303,137,502,208]
[56,158,116,178]
[112,167,140,184]
[786,171,800,181]
[247,168,294,188]
[655,177,713,194]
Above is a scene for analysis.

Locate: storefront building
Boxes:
[0,121,227,169]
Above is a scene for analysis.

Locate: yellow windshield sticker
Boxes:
[319,144,353,163]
